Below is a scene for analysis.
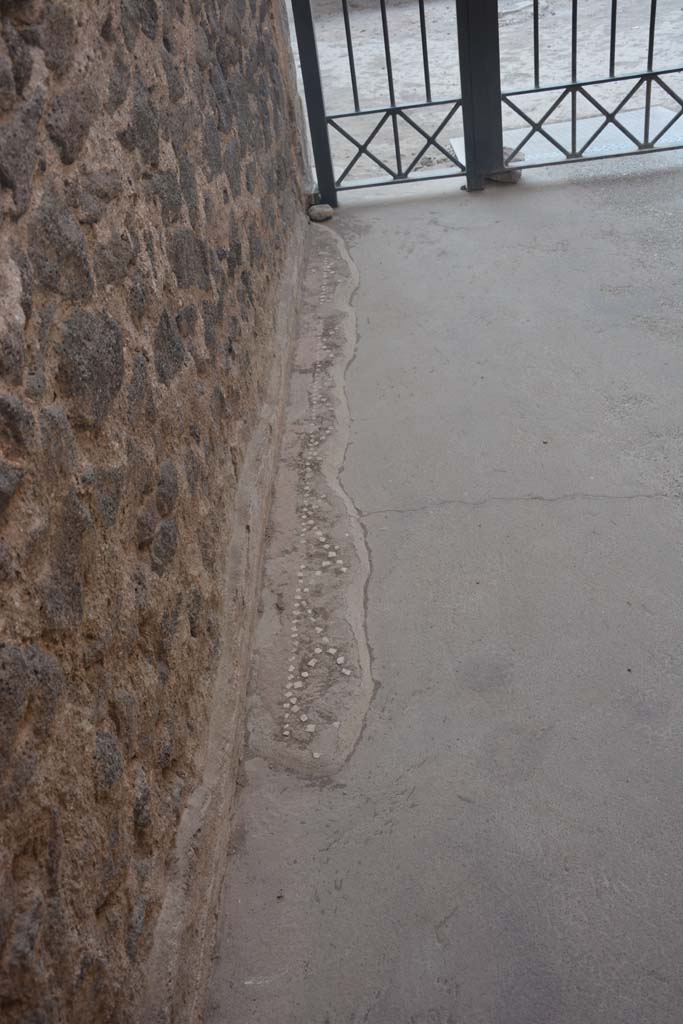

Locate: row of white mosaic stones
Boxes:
[281,254,353,759]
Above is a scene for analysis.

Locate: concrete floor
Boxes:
[205,154,683,1024]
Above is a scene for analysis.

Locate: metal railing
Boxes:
[501,0,683,174]
[291,0,683,205]
[291,0,469,203]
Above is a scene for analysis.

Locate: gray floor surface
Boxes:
[206,155,683,1024]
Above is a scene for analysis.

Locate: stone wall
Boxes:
[0,1,306,1021]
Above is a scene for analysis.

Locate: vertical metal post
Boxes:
[455,0,504,191]
[644,0,658,146]
[291,0,337,206]
[570,0,578,156]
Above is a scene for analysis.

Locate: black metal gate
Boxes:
[291,0,683,205]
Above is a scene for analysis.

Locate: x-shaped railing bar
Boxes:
[397,102,465,175]
[328,112,397,185]
[503,90,572,162]
[329,102,464,185]
[503,74,677,163]
[576,77,645,153]
[577,82,644,151]
[329,70,683,189]
[649,75,683,145]
[654,73,683,109]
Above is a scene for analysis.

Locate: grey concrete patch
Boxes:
[244,224,373,776]
[205,154,683,1024]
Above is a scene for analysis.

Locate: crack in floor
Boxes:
[359,491,679,517]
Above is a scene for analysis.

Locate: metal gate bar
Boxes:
[456,0,504,191]
[609,0,618,79]
[340,0,359,112]
[418,0,431,102]
[291,0,337,205]
[644,0,658,144]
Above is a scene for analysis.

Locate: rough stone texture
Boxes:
[57,311,124,427]
[0,1,305,1022]
[46,80,100,165]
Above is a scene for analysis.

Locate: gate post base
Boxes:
[486,147,524,185]
[486,167,522,185]
[463,147,524,191]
